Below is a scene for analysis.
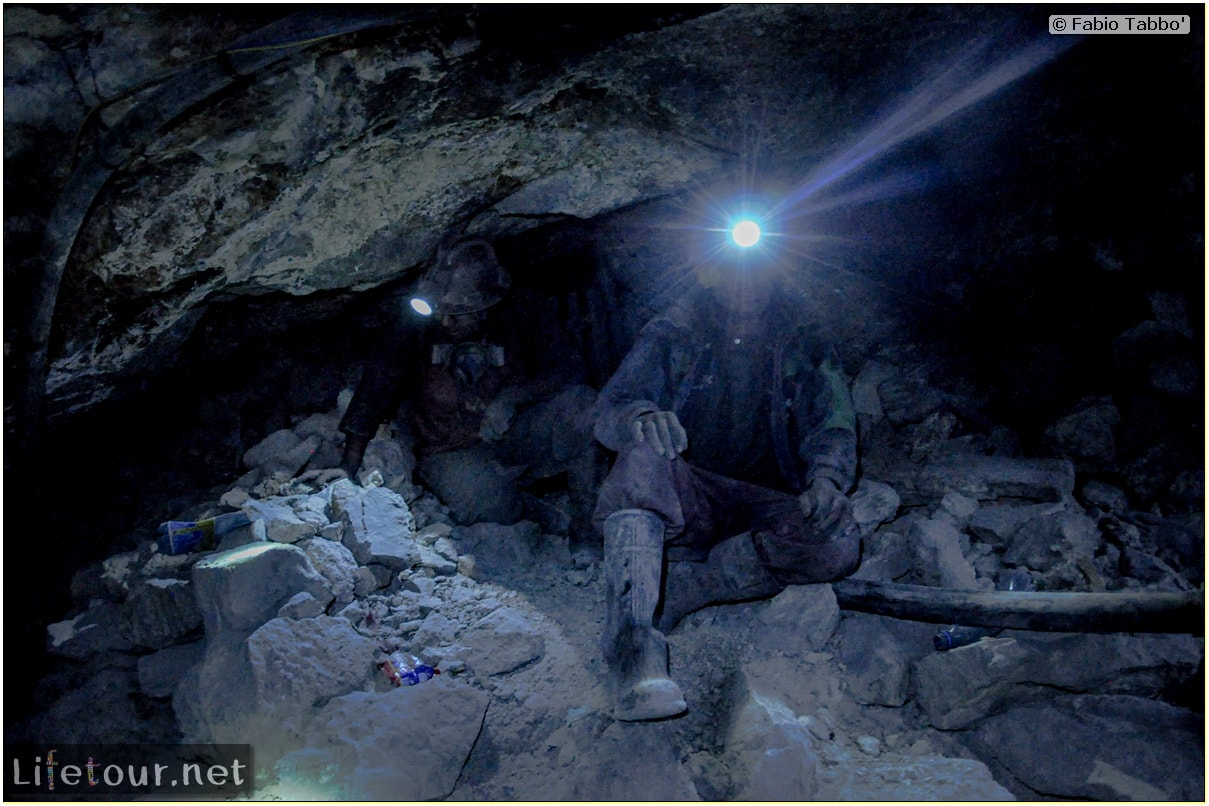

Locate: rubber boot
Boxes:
[601,509,687,722]
[657,531,784,633]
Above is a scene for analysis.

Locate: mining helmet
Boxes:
[410,239,511,317]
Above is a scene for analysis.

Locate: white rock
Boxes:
[298,537,359,604]
[856,735,881,756]
[726,666,820,800]
[101,550,141,595]
[272,677,489,800]
[243,498,319,544]
[192,543,333,637]
[221,487,251,508]
[278,591,327,619]
[330,480,419,569]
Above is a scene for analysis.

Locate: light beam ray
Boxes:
[770,34,1075,220]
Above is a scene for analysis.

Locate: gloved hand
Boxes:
[798,478,851,534]
[632,410,688,459]
[480,396,518,443]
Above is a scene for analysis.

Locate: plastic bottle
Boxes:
[380,652,440,687]
[934,569,1035,651]
[933,570,1039,652]
[933,625,1000,651]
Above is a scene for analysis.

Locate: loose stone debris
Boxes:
[20,360,1203,801]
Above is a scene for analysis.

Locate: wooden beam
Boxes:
[832,579,1204,635]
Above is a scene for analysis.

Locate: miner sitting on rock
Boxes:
[592,257,862,721]
[340,237,602,567]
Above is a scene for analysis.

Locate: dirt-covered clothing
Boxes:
[340,288,600,538]
[593,287,857,493]
[591,287,859,580]
[340,285,575,443]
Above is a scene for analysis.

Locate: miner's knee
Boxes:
[755,521,861,585]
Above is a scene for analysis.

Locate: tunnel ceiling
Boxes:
[4,4,1204,428]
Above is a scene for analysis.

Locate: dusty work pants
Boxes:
[592,441,859,584]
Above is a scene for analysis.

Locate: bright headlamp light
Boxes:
[730,218,762,248]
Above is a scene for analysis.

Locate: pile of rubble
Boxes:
[20,352,1204,800]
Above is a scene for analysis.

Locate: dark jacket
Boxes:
[594,287,857,494]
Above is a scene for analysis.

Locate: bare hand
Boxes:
[798,479,851,534]
[632,411,688,459]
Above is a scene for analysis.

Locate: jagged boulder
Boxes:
[753,584,841,655]
[278,591,328,619]
[292,411,346,470]
[1122,439,1194,508]
[416,538,460,577]
[46,601,134,659]
[243,497,321,544]
[884,455,1076,506]
[245,616,379,744]
[967,501,1065,546]
[835,612,934,707]
[1112,319,1199,400]
[177,540,343,749]
[24,661,178,744]
[329,479,419,569]
[817,753,1016,800]
[967,694,1204,801]
[191,543,333,636]
[298,536,360,604]
[417,446,526,526]
[878,369,944,427]
[908,517,984,590]
[174,639,259,745]
[1002,509,1102,590]
[852,359,896,427]
[361,428,417,496]
[269,677,490,801]
[243,428,320,477]
[410,610,462,652]
[850,479,901,538]
[100,549,143,599]
[454,519,553,576]
[175,614,379,763]
[852,525,913,583]
[725,665,821,800]
[121,578,204,649]
[1079,479,1131,514]
[935,491,979,530]
[912,631,1203,730]
[1044,397,1120,473]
